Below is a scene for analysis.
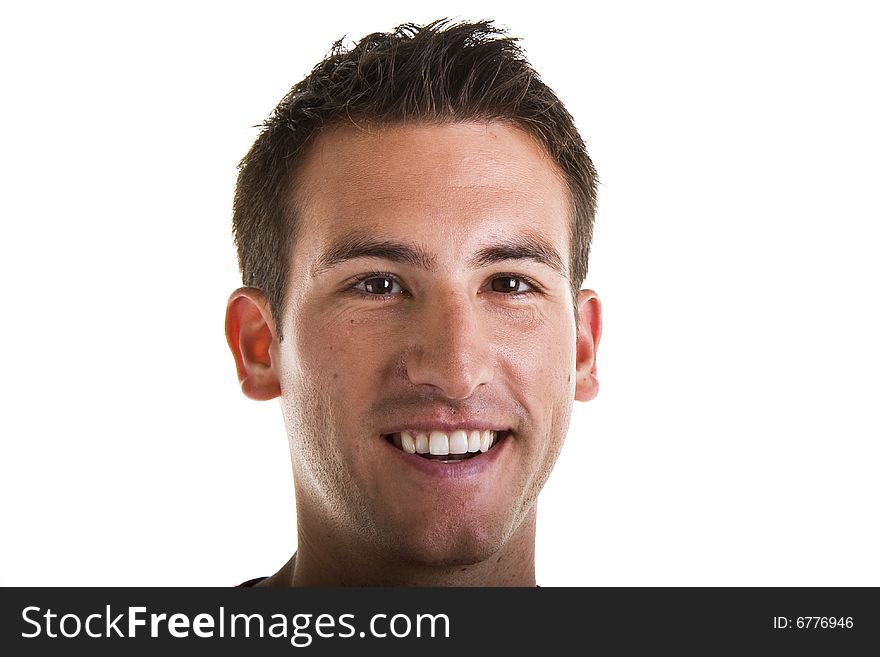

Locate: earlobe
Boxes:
[574,289,602,402]
[225,287,281,401]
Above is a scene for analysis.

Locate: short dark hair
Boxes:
[233,18,598,336]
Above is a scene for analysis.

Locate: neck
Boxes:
[265,509,538,587]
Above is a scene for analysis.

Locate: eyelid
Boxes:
[486,272,545,294]
[348,271,407,296]
[345,271,544,297]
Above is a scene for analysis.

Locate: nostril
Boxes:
[403,343,493,400]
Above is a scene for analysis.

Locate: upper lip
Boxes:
[378,418,512,436]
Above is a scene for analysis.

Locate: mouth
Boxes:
[382,429,509,463]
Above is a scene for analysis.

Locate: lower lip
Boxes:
[381,433,510,479]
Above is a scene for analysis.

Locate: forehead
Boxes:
[290,121,572,265]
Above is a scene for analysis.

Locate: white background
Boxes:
[2,0,878,586]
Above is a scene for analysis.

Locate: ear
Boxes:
[225,287,281,401]
[574,289,602,402]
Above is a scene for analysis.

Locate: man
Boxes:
[225,19,601,586]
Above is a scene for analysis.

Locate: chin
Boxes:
[387,514,512,568]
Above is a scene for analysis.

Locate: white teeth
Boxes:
[390,429,501,457]
[449,430,469,454]
[401,431,416,454]
[480,430,493,453]
[429,431,449,455]
[468,430,481,453]
[415,432,429,454]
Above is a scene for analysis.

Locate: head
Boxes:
[232,19,597,332]
[226,19,601,578]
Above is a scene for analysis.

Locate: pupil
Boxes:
[494,277,518,292]
[366,277,392,294]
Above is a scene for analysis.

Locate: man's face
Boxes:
[273,121,593,566]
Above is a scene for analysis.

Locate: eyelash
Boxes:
[349,271,408,297]
[348,271,544,298]
[486,272,543,296]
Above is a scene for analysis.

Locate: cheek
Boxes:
[499,315,575,477]
[495,307,576,396]
[290,309,401,408]
[281,311,393,491]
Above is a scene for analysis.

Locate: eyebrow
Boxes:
[312,233,437,276]
[467,235,567,278]
[311,230,567,278]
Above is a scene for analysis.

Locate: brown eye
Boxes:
[358,276,400,295]
[491,276,532,293]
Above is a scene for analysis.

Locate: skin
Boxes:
[226,120,601,586]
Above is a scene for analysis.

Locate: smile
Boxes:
[384,429,506,462]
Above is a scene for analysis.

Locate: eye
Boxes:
[489,275,535,294]
[353,275,404,295]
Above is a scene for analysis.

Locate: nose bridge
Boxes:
[405,288,492,399]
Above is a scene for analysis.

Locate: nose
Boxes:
[404,290,493,399]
